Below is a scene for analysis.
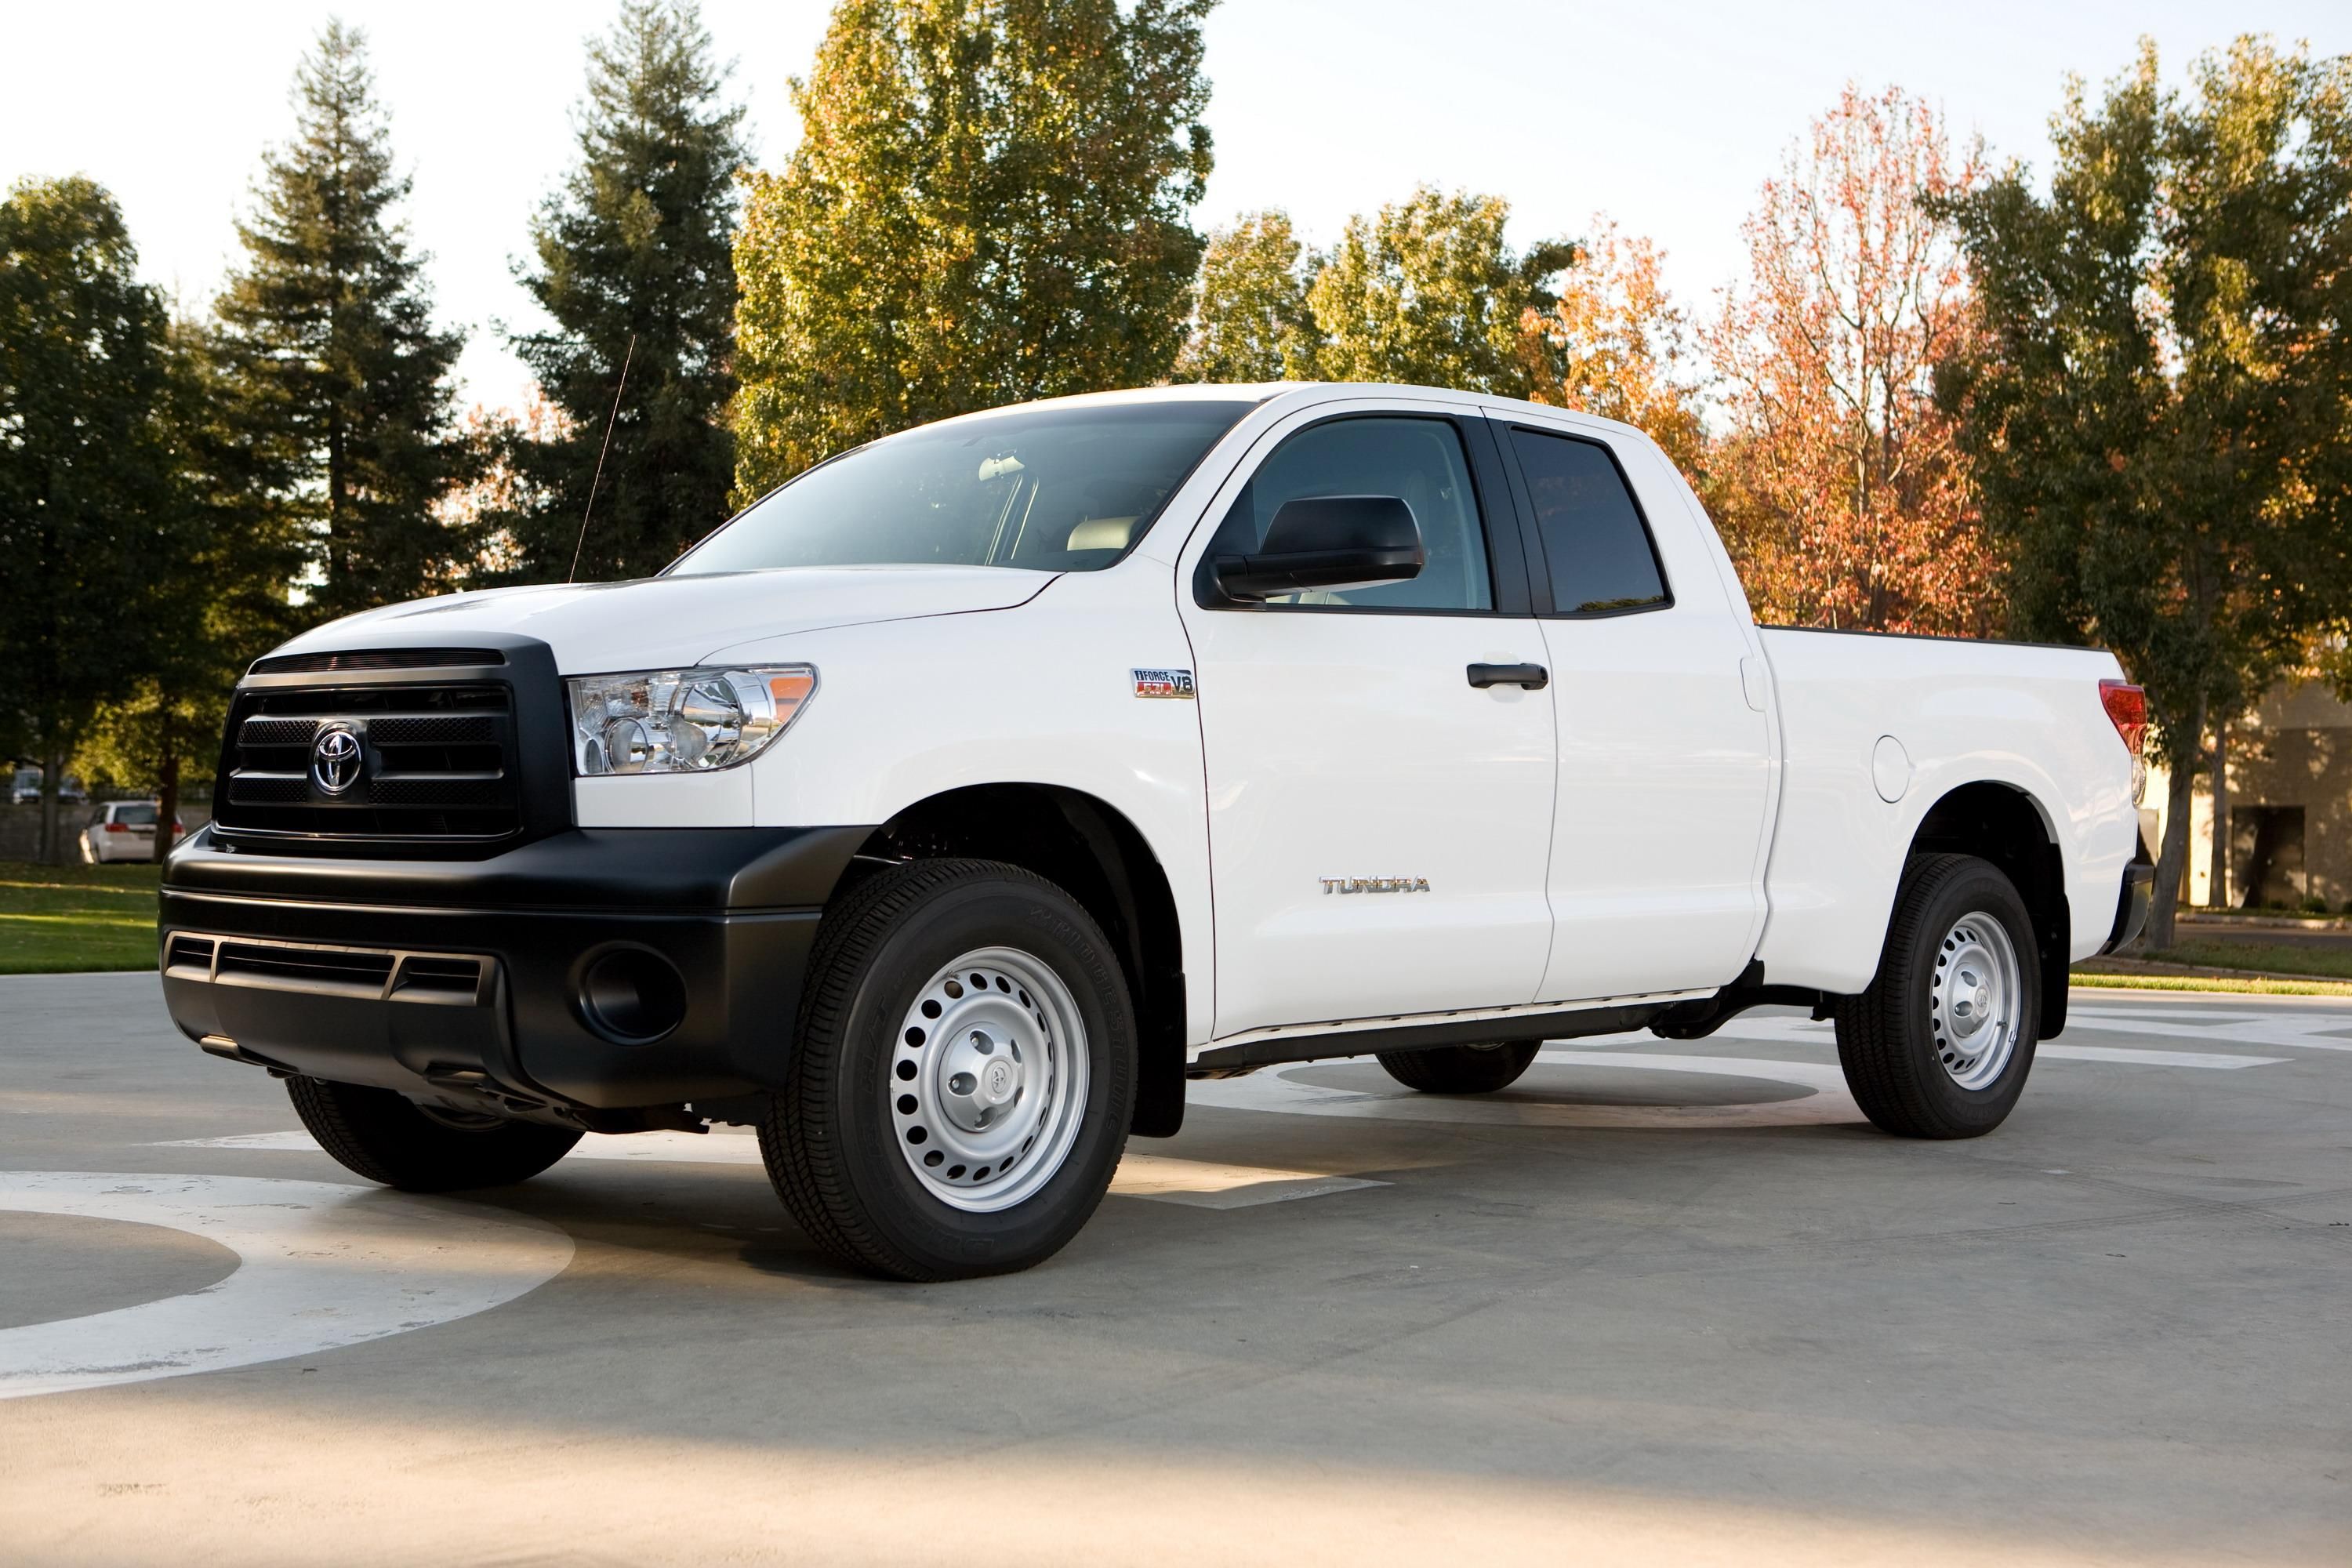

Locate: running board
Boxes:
[1187,990,1713,1075]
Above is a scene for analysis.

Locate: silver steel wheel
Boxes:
[889,946,1090,1214]
[1929,909,2022,1091]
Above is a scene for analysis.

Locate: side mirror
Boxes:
[1210,495,1424,602]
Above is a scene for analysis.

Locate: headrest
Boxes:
[1066,516,1139,551]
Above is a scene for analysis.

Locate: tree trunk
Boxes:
[152,745,180,866]
[38,748,63,867]
[2206,720,2230,911]
[2146,696,2207,951]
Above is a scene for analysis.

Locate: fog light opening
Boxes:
[578,946,688,1044]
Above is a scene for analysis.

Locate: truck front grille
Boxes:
[249,648,507,675]
[214,681,523,847]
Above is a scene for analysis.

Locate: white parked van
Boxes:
[160,383,2153,1278]
[82,800,182,862]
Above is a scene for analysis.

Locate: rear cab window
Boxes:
[1504,426,1671,617]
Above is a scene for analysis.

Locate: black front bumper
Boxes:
[159,824,869,1116]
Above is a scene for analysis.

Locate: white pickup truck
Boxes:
[160,383,2154,1279]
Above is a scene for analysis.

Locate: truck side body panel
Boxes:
[1755,626,2139,993]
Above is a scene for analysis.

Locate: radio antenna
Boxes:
[568,332,637,584]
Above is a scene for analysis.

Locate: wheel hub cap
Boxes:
[940,1028,1025,1131]
[889,946,1090,1214]
[1929,912,2022,1091]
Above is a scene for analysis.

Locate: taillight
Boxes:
[2099,680,2147,754]
[103,822,126,833]
[2100,679,2148,804]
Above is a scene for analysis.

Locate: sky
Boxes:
[5,0,2347,411]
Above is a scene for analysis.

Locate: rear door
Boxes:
[1487,415,1773,1001]
[1179,405,1559,1036]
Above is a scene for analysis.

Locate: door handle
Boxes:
[1467,662,1549,690]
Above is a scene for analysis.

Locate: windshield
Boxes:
[114,804,157,826]
[670,399,1260,576]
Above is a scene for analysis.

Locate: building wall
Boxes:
[2145,678,2352,910]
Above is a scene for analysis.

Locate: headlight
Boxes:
[567,666,817,776]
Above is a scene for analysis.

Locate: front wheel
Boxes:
[760,858,1135,1281]
[1376,1040,1542,1094]
[285,1076,583,1190]
[1833,853,2041,1139]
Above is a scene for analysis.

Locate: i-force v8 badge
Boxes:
[1131,668,1195,699]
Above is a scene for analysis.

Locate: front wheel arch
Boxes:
[847,784,1187,1137]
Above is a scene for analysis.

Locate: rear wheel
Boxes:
[759,858,1134,1281]
[1375,1040,1541,1094]
[285,1076,583,1190]
[1833,853,2041,1138]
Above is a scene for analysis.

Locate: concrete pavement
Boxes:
[2,973,2347,1565]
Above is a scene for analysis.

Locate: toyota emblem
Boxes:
[311,726,363,795]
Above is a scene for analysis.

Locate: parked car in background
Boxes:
[82,800,181,863]
[13,768,89,806]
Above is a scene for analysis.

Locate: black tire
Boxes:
[758,858,1136,1281]
[285,1076,583,1191]
[1375,1040,1542,1094]
[1833,853,2041,1139]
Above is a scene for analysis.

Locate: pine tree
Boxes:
[733,0,1215,495]
[508,0,746,582]
[214,20,471,619]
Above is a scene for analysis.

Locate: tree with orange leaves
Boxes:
[1519,216,1708,485]
[1705,84,1991,635]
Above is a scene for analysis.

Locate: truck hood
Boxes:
[268,566,1056,673]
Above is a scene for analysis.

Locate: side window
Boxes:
[1508,427,1669,615]
[1210,416,1494,612]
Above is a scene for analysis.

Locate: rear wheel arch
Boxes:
[844,784,1187,1136]
[1907,781,2071,1037]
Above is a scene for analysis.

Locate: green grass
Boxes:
[2151,940,2352,982]
[2069,970,2352,997]
[0,861,161,974]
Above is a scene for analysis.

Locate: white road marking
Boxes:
[158,1128,767,1163]
[0,1171,572,1401]
[2039,1045,2285,1069]
[151,1134,1384,1209]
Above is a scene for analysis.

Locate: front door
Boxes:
[1180,408,1559,1038]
